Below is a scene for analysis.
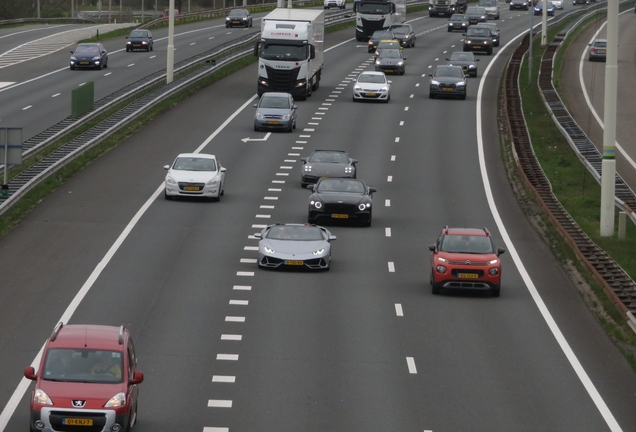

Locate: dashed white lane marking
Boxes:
[127,63,135,67]
[406,357,417,374]
[387,175,392,182]
[252,224,267,228]
[208,400,232,408]
[22,106,32,110]
[288,153,300,156]
[326,98,335,101]
[269,188,282,191]
[280,166,293,169]
[229,300,248,305]
[233,285,251,290]
[388,262,395,272]
[404,107,409,111]
[225,316,245,322]
[385,227,391,237]
[318,107,328,110]
[190,42,196,45]
[79,82,87,86]
[221,334,242,340]
[260,205,274,209]
[149,55,156,59]
[399,121,404,126]
[299,134,311,137]
[216,354,239,360]
[314,112,326,115]
[255,214,270,218]
[51,93,60,98]
[276,172,289,176]
[410,94,414,98]
[390,155,396,161]
[272,180,285,183]
[415,83,420,87]
[203,428,229,432]
[303,128,315,132]
[395,304,403,316]
[208,36,215,40]
[309,122,320,125]
[240,258,257,263]
[395,137,400,142]
[385,199,391,207]
[236,271,254,276]
[264,196,278,200]
[321,104,331,107]
[212,375,235,382]
[244,246,258,250]
[104,72,112,76]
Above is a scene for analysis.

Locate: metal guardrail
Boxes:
[0,17,97,25]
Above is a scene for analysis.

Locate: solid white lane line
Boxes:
[236,272,254,276]
[212,375,236,382]
[385,227,391,237]
[395,304,403,316]
[388,262,395,272]
[406,357,417,374]
[240,258,257,263]
[225,316,245,322]
[208,400,232,408]
[229,300,248,305]
[221,334,242,340]
[216,354,239,360]
[233,285,251,290]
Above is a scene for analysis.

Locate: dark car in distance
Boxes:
[126,29,153,52]
[446,51,479,77]
[464,6,487,24]
[480,23,500,47]
[463,26,494,55]
[300,150,357,188]
[375,49,406,75]
[368,30,395,53]
[308,178,376,227]
[509,0,529,10]
[389,23,416,47]
[429,65,468,100]
[448,14,470,32]
[226,8,252,27]
[70,43,108,70]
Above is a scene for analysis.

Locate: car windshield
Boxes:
[266,225,324,240]
[434,67,463,78]
[308,151,349,163]
[441,234,494,254]
[450,14,465,20]
[467,28,490,37]
[260,43,308,61]
[358,73,386,84]
[172,157,217,171]
[479,0,497,6]
[75,45,100,54]
[450,53,473,61]
[593,41,607,48]
[259,96,290,109]
[379,50,402,59]
[378,42,399,49]
[466,7,486,14]
[358,3,392,14]
[229,9,247,17]
[317,179,365,194]
[390,25,409,33]
[371,31,393,40]
[43,348,124,383]
[129,30,148,38]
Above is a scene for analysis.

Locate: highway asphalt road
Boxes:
[1,5,636,432]
[559,7,636,192]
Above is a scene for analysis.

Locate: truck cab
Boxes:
[355,0,405,41]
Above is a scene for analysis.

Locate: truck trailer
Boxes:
[428,0,467,17]
[355,0,406,41]
[254,9,325,100]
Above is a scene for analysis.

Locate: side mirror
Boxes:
[130,371,144,385]
[329,235,337,241]
[464,74,470,78]
[310,45,316,59]
[125,36,129,39]
[403,57,407,60]
[292,104,298,110]
[476,58,480,61]
[388,80,393,84]
[253,233,262,239]
[368,187,377,194]
[498,248,506,255]
[300,157,307,163]
[428,244,436,252]
[70,50,74,54]
[163,165,170,170]
[220,167,227,172]
[428,73,433,77]
[445,58,450,60]
[351,159,358,164]
[253,41,260,57]
[253,103,258,108]
[24,366,37,381]
[306,184,315,191]
[462,33,466,36]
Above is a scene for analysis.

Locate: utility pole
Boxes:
[167,0,175,83]
[600,0,619,236]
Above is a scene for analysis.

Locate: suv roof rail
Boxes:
[118,325,125,345]
[50,322,64,342]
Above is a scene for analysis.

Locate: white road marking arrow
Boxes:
[241,132,271,142]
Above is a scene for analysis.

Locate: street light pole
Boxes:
[167,0,175,84]
[541,0,547,46]
[600,0,619,236]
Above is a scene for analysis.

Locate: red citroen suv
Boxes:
[429,226,505,297]
[24,323,144,432]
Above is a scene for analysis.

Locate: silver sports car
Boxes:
[254,223,336,271]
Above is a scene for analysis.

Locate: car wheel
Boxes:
[293,120,296,130]
[460,94,466,100]
[429,92,435,99]
[363,211,372,227]
[98,63,103,70]
[308,214,316,224]
[70,65,75,70]
[448,28,452,32]
[400,69,405,75]
[103,59,108,68]
[385,95,390,103]
[164,189,173,200]
[254,124,259,132]
[146,46,150,52]
[287,122,293,133]
[126,47,129,52]
[488,48,493,55]
[301,182,308,188]
[412,39,415,47]
[431,271,441,294]
[491,285,501,297]
[150,45,153,51]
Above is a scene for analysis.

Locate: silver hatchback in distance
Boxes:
[588,39,607,62]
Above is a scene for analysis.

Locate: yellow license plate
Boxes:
[80,62,90,65]
[443,87,453,91]
[233,20,240,23]
[385,69,394,73]
[598,49,606,53]
[285,260,304,265]
[267,121,279,125]
[184,186,200,191]
[473,45,482,49]
[332,214,349,219]
[63,418,93,426]
[458,273,479,279]
[365,92,376,97]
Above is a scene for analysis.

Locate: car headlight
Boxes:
[34,389,53,406]
[404,35,410,39]
[92,56,101,61]
[206,176,219,186]
[380,86,388,92]
[457,81,466,87]
[310,200,322,209]
[358,203,370,211]
[354,85,362,91]
[344,166,354,173]
[313,248,325,255]
[431,80,440,85]
[368,41,374,45]
[255,112,264,119]
[142,41,147,45]
[436,265,447,274]
[126,41,131,45]
[481,15,486,19]
[465,39,472,44]
[225,17,230,20]
[243,17,247,20]
[397,61,403,66]
[165,175,177,185]
[282,113,291,121]
[489,268,500,276]
[70,56,77,61]
[303,165,312,172]
[462,23,467,26]
[264,246,275,254]
[104,392,126,408]
[375,60,381,65]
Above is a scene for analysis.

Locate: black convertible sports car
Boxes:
[300,150,357,187]
[307,178,376,227]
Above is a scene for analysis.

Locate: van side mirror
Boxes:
[310,45,316,59]
[130,371,144,385]
[24,366,37,381]
[254,41,260,57]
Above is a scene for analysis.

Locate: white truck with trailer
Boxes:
[355,0,406,41]
[254,9,325,100]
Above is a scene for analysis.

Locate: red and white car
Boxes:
[24,323,143,432]
[429,226,505,297]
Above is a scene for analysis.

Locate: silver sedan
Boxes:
[352,71,391,103]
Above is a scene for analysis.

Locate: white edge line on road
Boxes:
[477,30,623,432]
[578,12,636,170]
[0,95,258,432]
